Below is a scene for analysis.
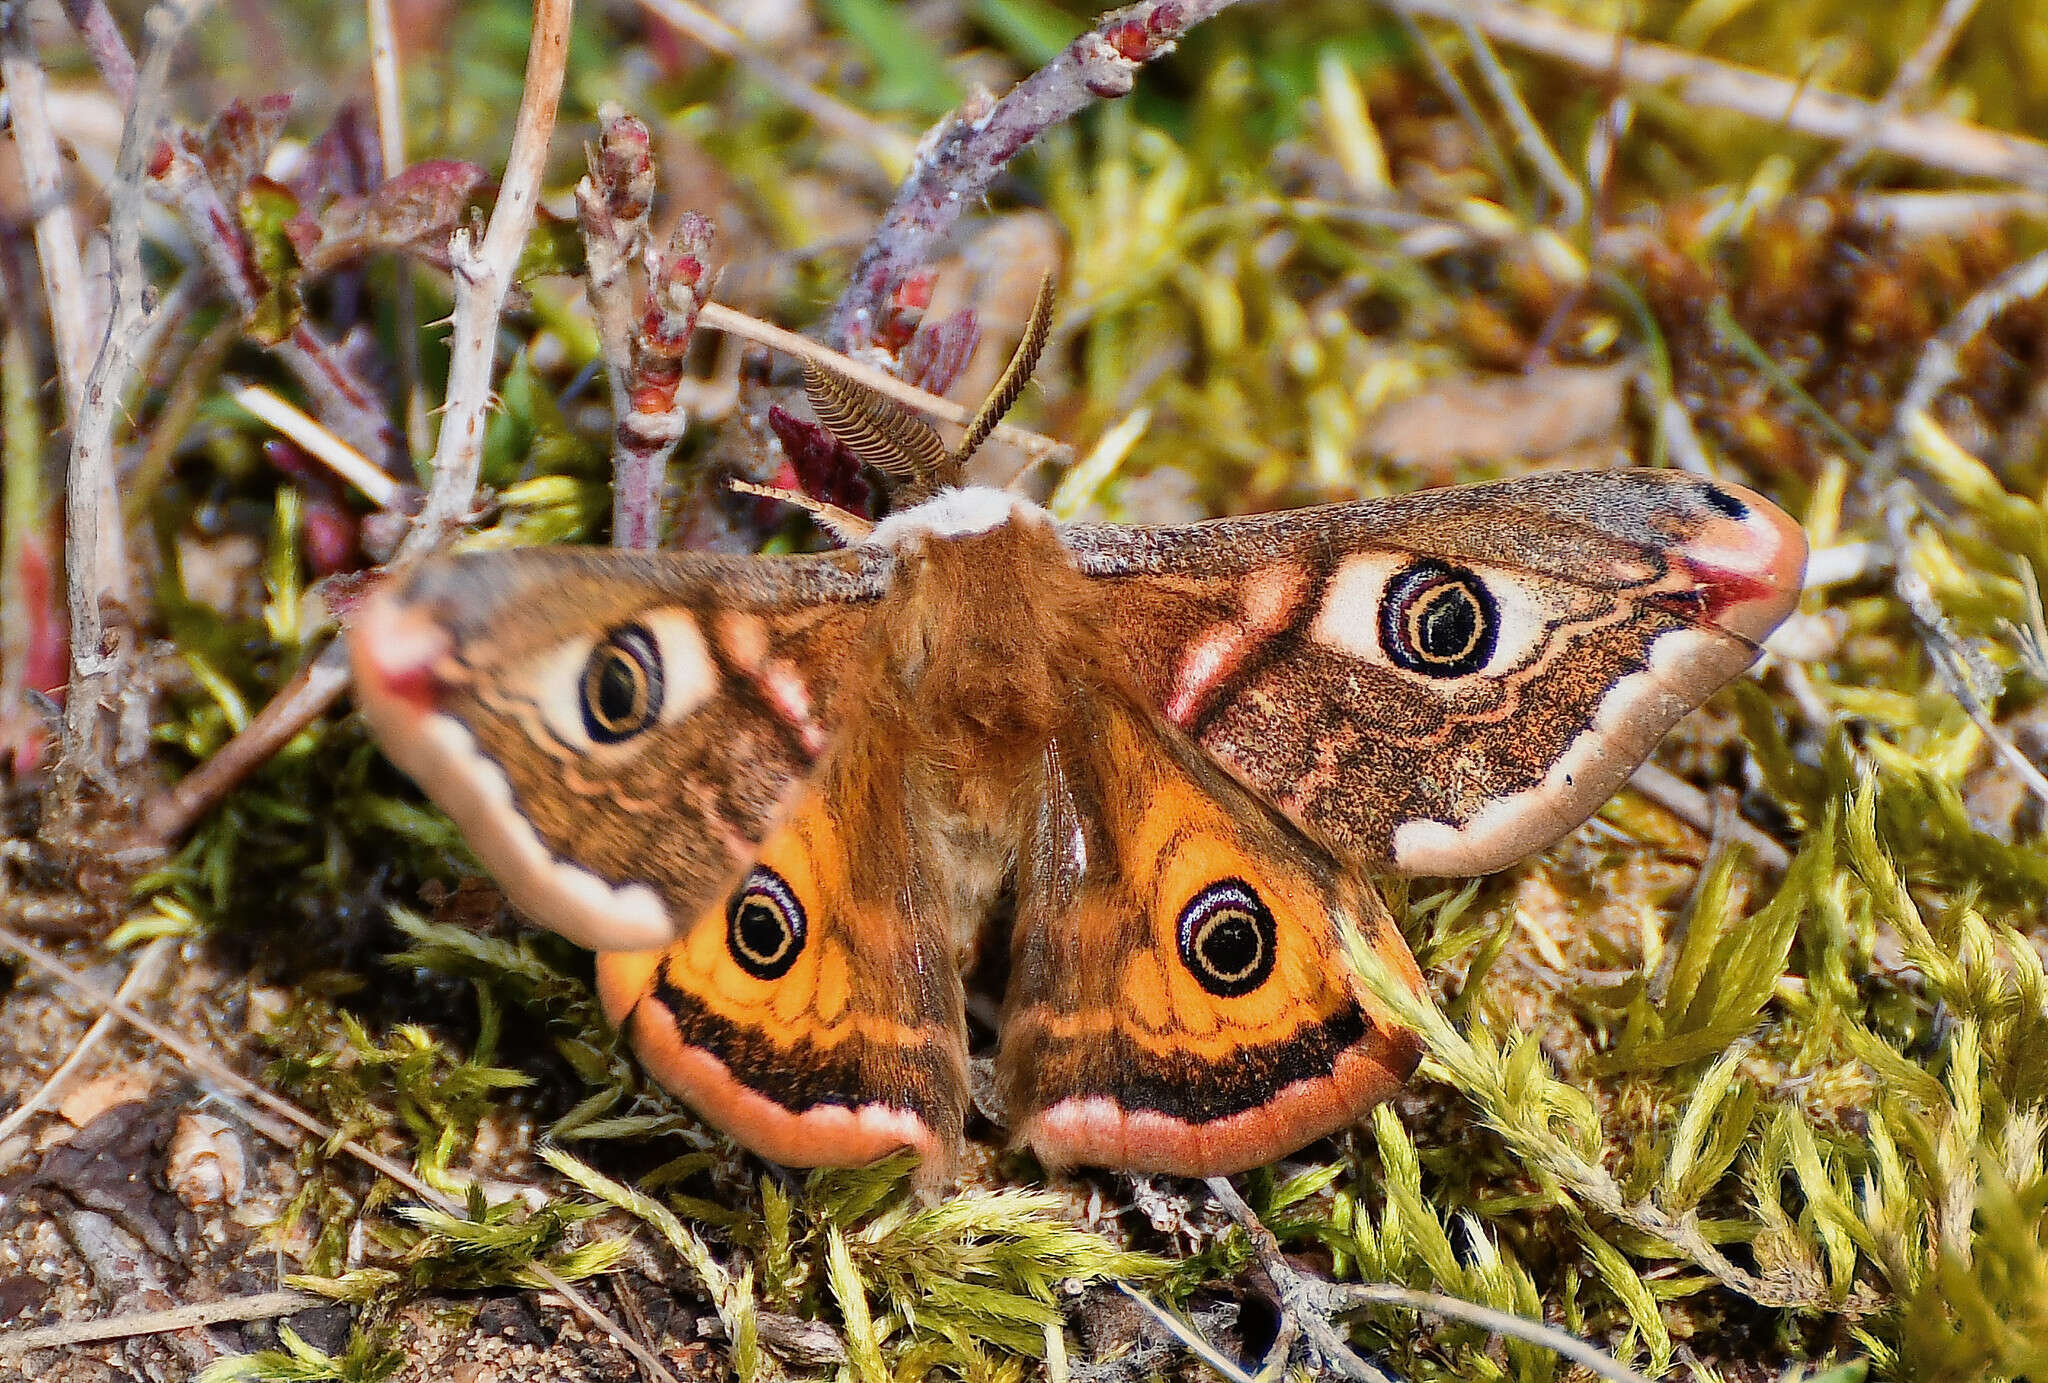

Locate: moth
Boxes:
[350,281,1806,1185]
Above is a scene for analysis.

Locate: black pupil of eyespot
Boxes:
[581,625,661,743]
[1414,587,1477,660]
[1380,560,1497,678]
[1198,912,1262,979]
[595,653,640,724]
[726,867,805,980]
[1177,880,1277,998]
[736,900,786,961]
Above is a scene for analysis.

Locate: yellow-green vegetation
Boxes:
[57,0,2048,1379]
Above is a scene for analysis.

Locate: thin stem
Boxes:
[54,0,208,797]
[826,0,1251,349]
[1332,1283,1655,1383]
[401,0,574,558]
[231,381,403,508]
[137,640,351,846]
[56,0,137,101]
[366,0,432,457]
[0,1290,324,1358]
[1,7,93,412]
[1871,247,2048,481]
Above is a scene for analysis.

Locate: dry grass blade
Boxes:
[954,272,1056,465]
[1332,1283,1653,1383]
[1113,1283,1257,1383]
[804,359,950,482]
[0,1289,324,1357]
[0,934,176,1148]
[727,478,874,543]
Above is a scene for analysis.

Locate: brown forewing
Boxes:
[1063,470,1773,873]
[378,545,890,936]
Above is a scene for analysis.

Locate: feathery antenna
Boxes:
[952,271,1056,467]
[803,359,950,482]
[799,274,1058,500]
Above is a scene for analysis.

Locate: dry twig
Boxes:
[53,0,207,802]
[399,0,572,559]
[137,641,353,846]
[0,933,175,1149]
[57,0,138,103]
[0,1288,322,1358]
[1885,485,2048,810]
[1205,1177,1393,1383]
[1,7,95,408]
[365,0,430,458]
[1871,248,2048,480]
[231,382,404,508]
[1332,1283,1655,1383]
[826,0,1250,349]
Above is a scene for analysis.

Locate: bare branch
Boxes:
[1380,0,2048,190]
[365,0,406,173]
[1,7,94,410]
[136,623,351,848]
[1206,1177,1395,1383]
[826,0,1251,350]
[400,0,574,558]
[1886,485,2048,810]
[1871,248,2048,480]
[0,1289,324,1358]
[57,0,137,104]
[54,0,208,800]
